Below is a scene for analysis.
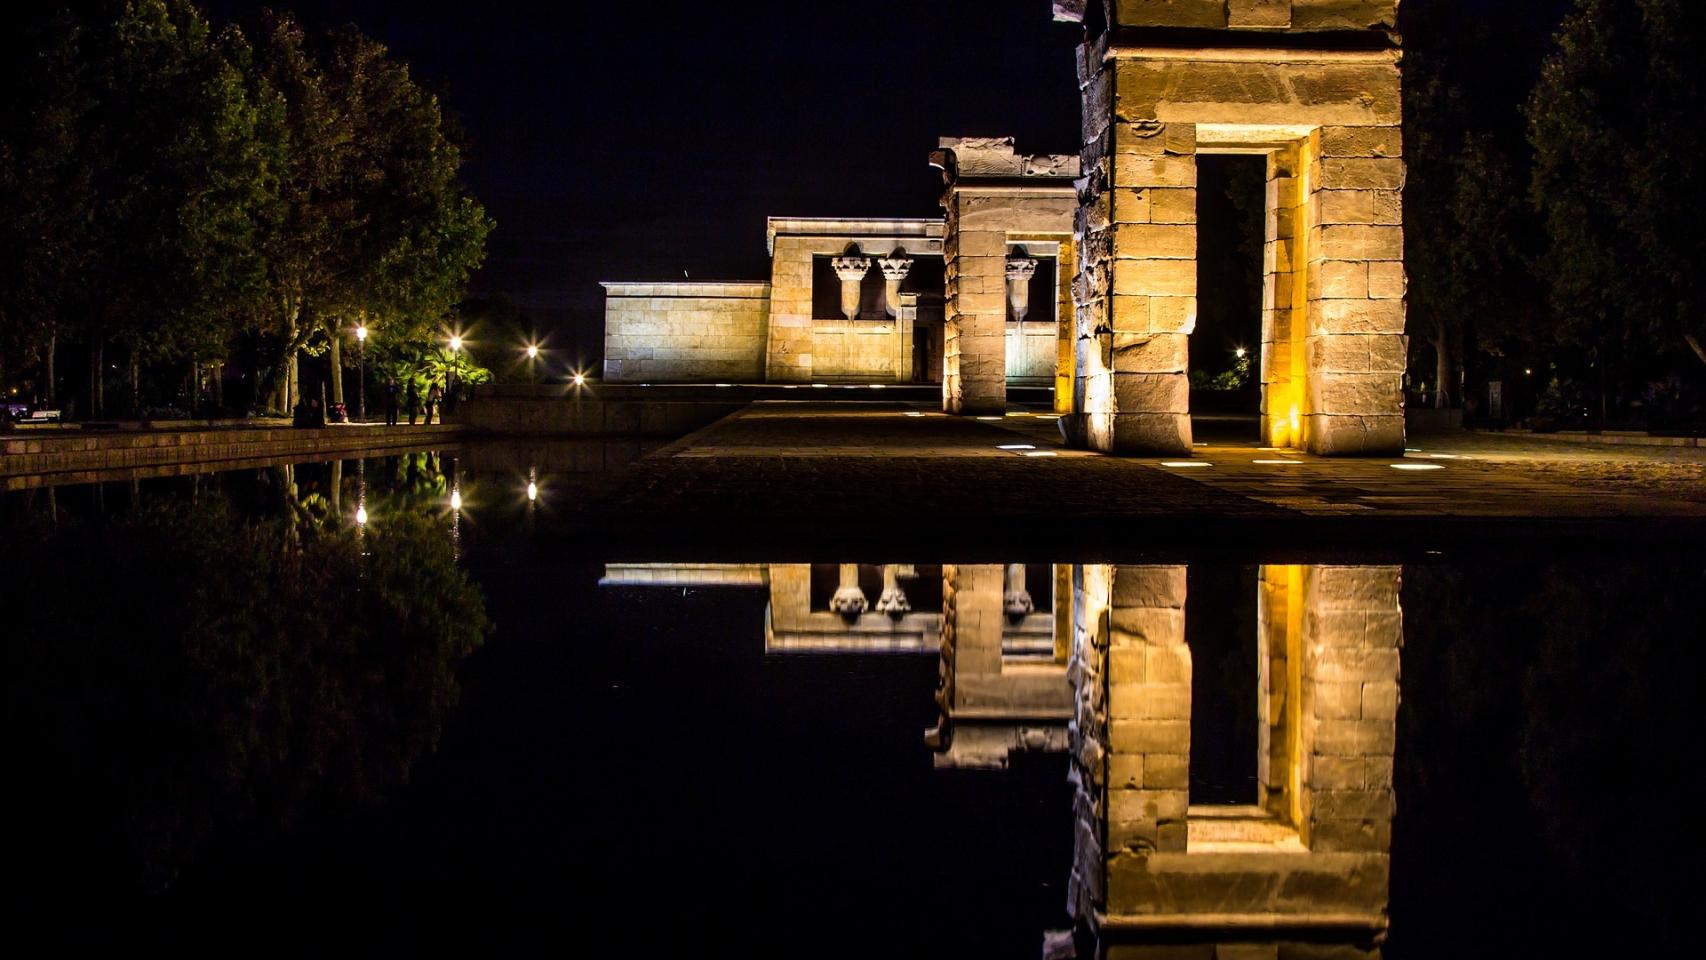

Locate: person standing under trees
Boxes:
[425,381,443,425]
[383,377,399,427]
[406,379,419,426]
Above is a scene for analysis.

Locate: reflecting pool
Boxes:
[2,448,1698,957]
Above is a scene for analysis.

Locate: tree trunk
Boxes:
[45,330,56,406]
[90,337,104,419]
[214,361,224,410]
[128,345,140,417]
[1432,335,1453,410]
[1686,333,1706,369]
[329,335,344,406]
[287,352,299,411]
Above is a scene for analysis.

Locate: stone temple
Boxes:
[601,0,1406,456]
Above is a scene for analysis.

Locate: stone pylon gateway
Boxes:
[1056,1,1408,455]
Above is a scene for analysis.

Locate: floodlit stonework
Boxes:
[1059,0,1407,455]
[599,2,1408,456]
[932,138,1080,414]
[1067,563,1401,958]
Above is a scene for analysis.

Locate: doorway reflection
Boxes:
[604,561,1399,958]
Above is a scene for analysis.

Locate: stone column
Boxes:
[1302,127,1408,454]
[1005,257,1038,322]
[1261,144,1307,448]
[1071,51,1198,455]
[829,563,867,618]
[1106,121,1197,454]
[1003,562,1034,617]
[831,257,871,322]
[878,257,913,319]
[943,204,1009,416]
[1300,565,1401,852]
[876,563,911,615]
[1068,563,1191,924]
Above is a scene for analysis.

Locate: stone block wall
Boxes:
[1301,126,1408,454]
[1068,563,1401,954]
[763,219,943,383]
[1298,565,1401,853]
[935,138,1078,415]
[1105,0,1399,31]
[944,190,1014,415]
[1068,17,1406,454]
[601,282,769,383]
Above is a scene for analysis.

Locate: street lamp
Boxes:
[355,324,368,422]
[447,334,462,417]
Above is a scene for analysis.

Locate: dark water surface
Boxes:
[2,447,1698,957]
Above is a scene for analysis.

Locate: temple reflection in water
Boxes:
[604,561,1399,959]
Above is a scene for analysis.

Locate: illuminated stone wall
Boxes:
[763,218,943,383]
[600,282,770,383]
[933,138,1078,415]
[1062,0,1407,454]
[1068,563,1401,957]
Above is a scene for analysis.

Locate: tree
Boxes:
[74,0,271,416]
[1530,0,1706,399]
[1402,0,1564,409]
[248,13,491,413]
[0,9,95,408]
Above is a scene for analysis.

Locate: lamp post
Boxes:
[447,334,461,419]
[355,324,368,422]
[525,342,539,384]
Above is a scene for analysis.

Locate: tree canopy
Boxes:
[0,1,490,416]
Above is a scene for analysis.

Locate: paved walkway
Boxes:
[584,402,1706,557]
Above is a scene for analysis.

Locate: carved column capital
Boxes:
[878,257,914,281]
[1005,257,1039,282]
[831,257,872,282]
[1006,258,1039,322]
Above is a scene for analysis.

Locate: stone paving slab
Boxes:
[582,403,1706,558]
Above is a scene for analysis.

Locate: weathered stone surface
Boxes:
[1318,157,1406,191]
[1112,332,1190,373]
[1115,371,1192,414]
[1303,413,1405,455]
[1113,223,1198,260]
[1112,0,1228,29]
[1116,61,1401,128]
[1307,298,1405,335]
[1110,411,1193,453]
[1320,125,1402,158]
[1229,0,1294,29]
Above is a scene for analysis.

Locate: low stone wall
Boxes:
[0,423,459,478]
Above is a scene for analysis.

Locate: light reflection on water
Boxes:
[0,447,1699,957]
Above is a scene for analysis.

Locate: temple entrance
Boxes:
[1191,155,1266,444]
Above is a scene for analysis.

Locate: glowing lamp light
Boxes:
[355,505,368,525]
[449,335,462,353]
[355,324,368,342]
[1253,459,1301,465]
[1391,463,1444,471]
[526,481,538,502]
[1235,347,1247,359]
[526,344,539,359]
[998,444,1036,450]
[572,373,586,386]
[1161,461,1210,468]
[450,489,463,510]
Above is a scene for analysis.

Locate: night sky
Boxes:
[205,0,1086,364]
